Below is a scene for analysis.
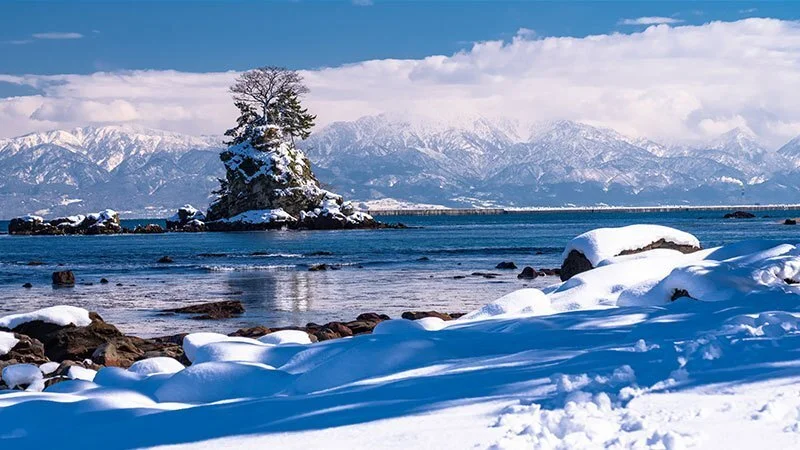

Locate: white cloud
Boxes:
[2,18,800,147]
[619,17,683,26]
[31,32,84,40]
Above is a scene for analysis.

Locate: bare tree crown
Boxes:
[229,66,309,119]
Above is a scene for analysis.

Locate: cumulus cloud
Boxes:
[2,18,800,147]
[619,17,683,25]
[31,32,84,40]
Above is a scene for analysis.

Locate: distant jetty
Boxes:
[369,204,800,216]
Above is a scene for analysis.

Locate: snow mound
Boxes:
[372,317,448,335]
[461,289,554,320]
[257,330,312,345]
[0,331,19,356]
[153,361,293,403]
[2,364,43,389]
[218,208,295,225]
[0,305,92,329]
[562,224,700,266]
[182,332,262,363]
[128,357,185,376]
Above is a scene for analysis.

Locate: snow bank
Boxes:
[153,361,293,403]
[0,331,19,356]
[562,224,700,266]
[0,305,91,329]
[2,364,42,389]
[461,289,554,321]
[257,330,312,345]
[128,357,185,376]
[183,333,261,363]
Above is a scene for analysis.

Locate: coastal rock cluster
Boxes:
[8,210,123,235]
[0,304,464,390]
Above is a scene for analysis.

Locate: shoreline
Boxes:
[369,203,800,216]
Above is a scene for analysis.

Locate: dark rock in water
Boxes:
[166,205,207,232]
[784,219,797,225]
[471,272,500,278]
[27,261,44,266]
[724,211,756,219]
[52,270,75,286]
[9,210,123,235]
[307,251,334,256]
[417,256,431,262]
[0,333,48,367]
[401,311,454,321]
[538,268,560,277]
[163,300,245,320]
[100,278,109,284]
[453,275,467,279]
[356,312,390,322]
[22,282,33,288]
[517,267,538,279]
[157,256,174,264]
[133,224,165,234]
[229,326,272,338]
[309,263,336,271]
[496,261,517,270]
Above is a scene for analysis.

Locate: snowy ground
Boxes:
[2,229,800,449]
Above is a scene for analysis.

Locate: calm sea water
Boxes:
[0,211,796,337]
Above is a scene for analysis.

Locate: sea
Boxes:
[0,210,797,337]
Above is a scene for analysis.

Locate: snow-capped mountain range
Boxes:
[1,116,800,218]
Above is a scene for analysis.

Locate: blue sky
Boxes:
[1,1,795,75]
[1,1,800,145]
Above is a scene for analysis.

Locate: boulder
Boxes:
[560,251,595,281]
[0,334,48,367]
[92,337,145,367]
[133,224,165,234]
[784,219,797,225]
[22,283,33,289]
[157,256,174,264]
[401,311,454,321]
[517,266,539,279]
[13,313,124,362]
[166,205,206,232]
[724,211,756,219]
[496,261,517,270]
[229,326,272,338]
[162,300,245,320]
[52,270,75,286]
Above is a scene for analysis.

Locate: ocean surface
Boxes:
[0,210,797,337]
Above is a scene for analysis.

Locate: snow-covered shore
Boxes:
[2,226,800,449]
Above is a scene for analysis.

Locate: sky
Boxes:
[1,1,800,147]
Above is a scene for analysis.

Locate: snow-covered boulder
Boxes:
[166,205,206,232]
[1,363,43,390]
[560,225,701,281]
[8,209,121,235]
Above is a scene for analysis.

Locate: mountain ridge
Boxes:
[1,117,800,218]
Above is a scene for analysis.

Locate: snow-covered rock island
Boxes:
[203,67,383,231]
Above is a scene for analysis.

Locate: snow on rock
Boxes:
[166,204,207,232]
[153,361,293,404]
[0,331,19,356]
[0,305,91,329]
[257,330,312,346]
[66,366,97,382]
[560,224,701,280]
[128,357,185,376]
[461,289,554,321]
[2,364,43,389]
[38,362,60,375]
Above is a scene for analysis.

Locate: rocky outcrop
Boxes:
[166,205,207,232]
[724,211,756,219]
[496,262,517,270]
[517,267,538,279]
[133,224,165,234]
[162,301,245,320]
[0,334,48,371]
[560,238,701,281]
[8,210,122,235]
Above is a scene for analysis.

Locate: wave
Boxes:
[423,246,561,255]
[201,264,297,272]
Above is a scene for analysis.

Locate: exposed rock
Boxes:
[92,337,145,367]
[229,326,271,338]
[52,270,75,286]
[100,278,109,284]
[309,263,339,272]
[162,300,244,320]
[724,211,756,219]
[22,283,32,289]
[401,311,454,321]
[539,268,561,277]
[133,224,165,234]
[496,261,517,269]
[0,334,48,366]
[517,266,539,279]
[784,219,797,225]
[671,289,693,301]
[27,261,44,266]
[560,239,701,281]
[157,256,174,264]
[9,210,122,235]
[14,313,125,362]
[166,205,206,232]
